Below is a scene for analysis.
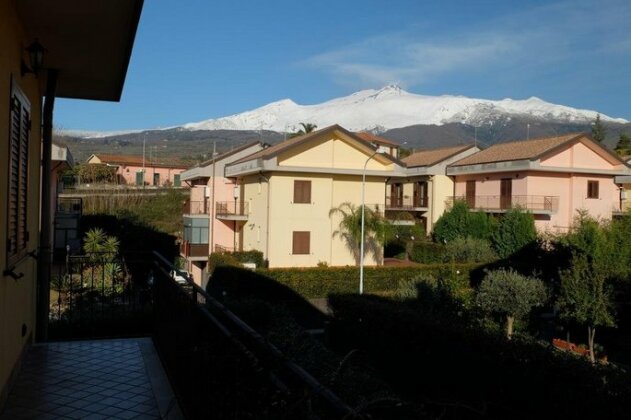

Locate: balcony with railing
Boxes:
[385,195,429,210]
[182,198,209,216]
[215,201,249,221]
[2,249,357,418]
[446,195,559,214]
[180,240,209,259]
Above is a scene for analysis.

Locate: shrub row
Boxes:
[327,294,631,419]
[257,263,481,299]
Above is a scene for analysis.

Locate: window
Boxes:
[292,231,310,254]
[293,180,311,203]
[7,82,31,266]
[466,180,476,207]
[587,180,599,199]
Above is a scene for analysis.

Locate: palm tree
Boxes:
[289,122,318,138]
[329,202,384,265]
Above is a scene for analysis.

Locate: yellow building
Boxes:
[0,0,142,408]
[225,125,407,267]
[387,145,480,234]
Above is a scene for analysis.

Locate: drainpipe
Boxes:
[37,69,58,342]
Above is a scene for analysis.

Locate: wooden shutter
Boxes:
[293,180,311,204]
[292,231,310,254]
[587,181,599,199]
[7,87,31,266]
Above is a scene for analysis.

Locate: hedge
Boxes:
[256,263,482,299]
[327,294,631,419]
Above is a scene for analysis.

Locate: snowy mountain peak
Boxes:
[178,86,627,133]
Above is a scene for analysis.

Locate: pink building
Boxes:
[179,142,266,286]
[86,154,187,186]
[447,133,630,232]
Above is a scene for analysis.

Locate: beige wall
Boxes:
[242,172,386,268]
[1,0,43,404]
[430,175,455,231]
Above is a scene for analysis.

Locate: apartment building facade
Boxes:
[447,133,630,232]
[224,125,407,268]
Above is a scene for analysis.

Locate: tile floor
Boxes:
[0,338,182,419]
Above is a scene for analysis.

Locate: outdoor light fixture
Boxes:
[21,39,46,76]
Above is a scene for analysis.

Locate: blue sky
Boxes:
[55,0,631,131]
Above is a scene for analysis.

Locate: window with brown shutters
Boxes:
[292,231,310,255]
[293,180,311,204]
[587,180,599,199]
[7,83,31,266]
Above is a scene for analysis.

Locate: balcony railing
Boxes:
[183,199,209,215]
[386,195,429,209]
[447,195,559,214]
[216,201,248,220]
[56,197,83,215]
[180,241,209,258]
[151,252,356,418]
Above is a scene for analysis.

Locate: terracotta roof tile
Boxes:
[450,133,585,166]
[355,132,400,147]
[91,154,188,169]
[403,144,475,167]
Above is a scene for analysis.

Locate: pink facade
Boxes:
[180,142,266,287]
[114,163,186,186]
[449,137,628,233]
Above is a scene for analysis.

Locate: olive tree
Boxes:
[476,269,547,339]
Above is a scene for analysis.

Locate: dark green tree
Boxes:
[591,114,606,143]
[432,200,494,243]
[557,213,616,363]
[491,207,537,259]
[614,133,631,156]
[476,268,547,339]
[289,122,318,138]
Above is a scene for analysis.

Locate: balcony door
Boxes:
[466,180,476,208]
[390,184,403,207]
[500,178,512,209]
[413,181,427,207]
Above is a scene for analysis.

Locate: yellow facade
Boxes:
[0,1,44,404]
[234,130,405,267]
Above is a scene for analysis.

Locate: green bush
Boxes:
[432,200,493,243]
[409,241,445,264]
[257,263,481,299]
[443,237,497,263]
[327,294,631,419]
[208,252,242,274]
[491,207,537,259]
[231,250,265,267]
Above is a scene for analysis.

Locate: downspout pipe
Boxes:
[37,69,58,342]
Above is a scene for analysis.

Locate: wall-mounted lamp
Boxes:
[21,39,46,76]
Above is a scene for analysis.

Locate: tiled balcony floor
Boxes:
[1,338,182,419]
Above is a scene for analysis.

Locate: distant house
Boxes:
[178,142,267,285]
[390,144,480,234]
[355,131,401,159]
[447,133,630,232]
[615,156,631,213]
[224,125,407,268]
[86,154,187,186]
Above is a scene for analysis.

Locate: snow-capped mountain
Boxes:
[181,85,628,133]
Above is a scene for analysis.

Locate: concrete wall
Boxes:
[0,0,43,406]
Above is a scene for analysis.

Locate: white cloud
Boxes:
[301,0,631,89]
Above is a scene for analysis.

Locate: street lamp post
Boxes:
[360,150,379,294]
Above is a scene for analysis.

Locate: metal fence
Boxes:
[49,251,154,340]
[151,252,358,419]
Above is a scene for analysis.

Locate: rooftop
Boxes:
[89,153,188,169]
[403,144,475,167]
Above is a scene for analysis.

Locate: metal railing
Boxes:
[151,252,358,419]
[385,195,429,209]
[56,197,83,215]
[183,199,209,215]
[49,251,153,340]
[215,201,248,217]
[446,195,559,212]
[179,241,209,258]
